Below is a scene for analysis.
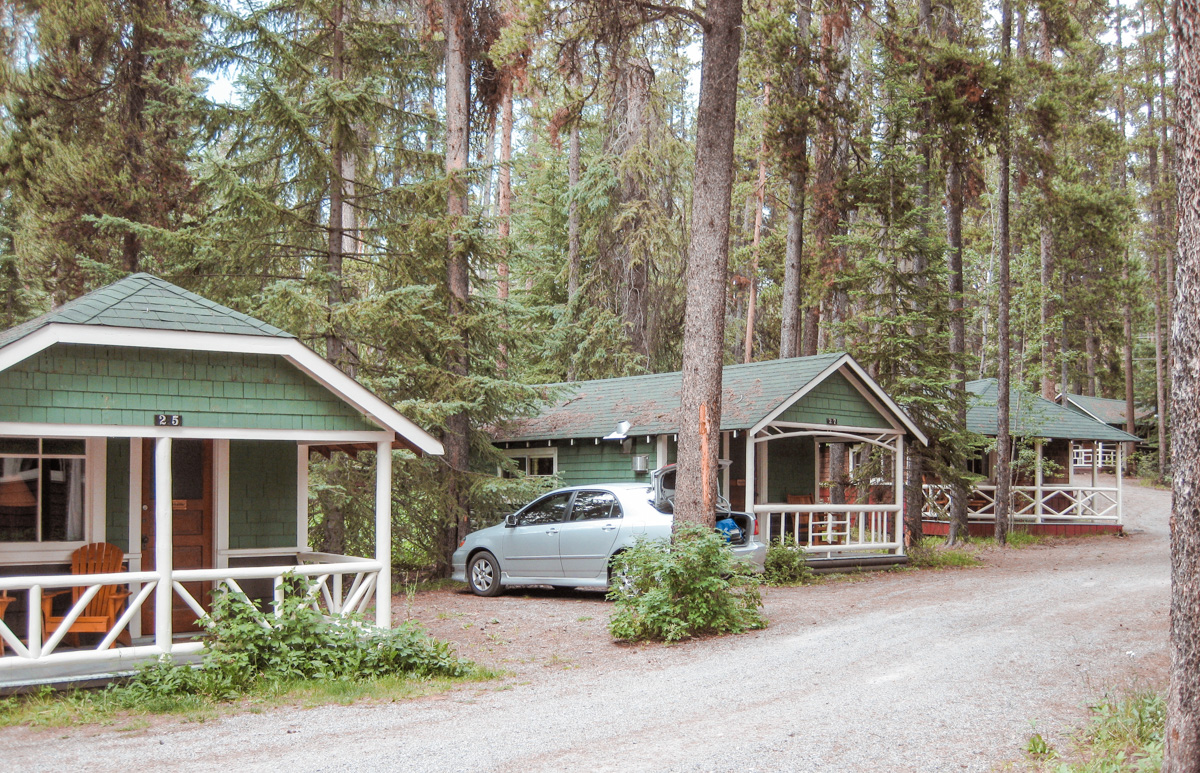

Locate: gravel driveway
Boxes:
[5,477,1169,772]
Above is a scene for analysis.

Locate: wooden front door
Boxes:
[141,439,214,634]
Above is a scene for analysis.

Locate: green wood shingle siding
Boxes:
[551,439,652,488]
[105,438,130,550]
[228,440,297,549]
[778,372,892,429]
[0,344,378,432]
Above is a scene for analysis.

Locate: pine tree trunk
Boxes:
[1118,6,1137,464]
[994,0,1013,546]
[811,0,851,353]
[1146,60,1170,481]
[674,0,743,528]
[497,81,514,302]
[442,0,472,573]
[779,0,811,360]
[744,85,768,364]
[947,155,969,543]
[567,71,582,304]
[1167,5,1200,767]
[1038,15,1056,400]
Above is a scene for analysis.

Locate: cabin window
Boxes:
[966,451,991,479]
[500,448,557,479]
[0,438,87,543]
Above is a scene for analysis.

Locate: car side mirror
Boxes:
[504,513,519,528]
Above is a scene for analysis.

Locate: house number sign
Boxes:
[154,414,183,426]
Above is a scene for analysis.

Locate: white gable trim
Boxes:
[1063,395,1107,424]
[748,354,929,446]
[0,324,444,456]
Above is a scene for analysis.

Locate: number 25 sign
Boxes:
[154,414,183,427]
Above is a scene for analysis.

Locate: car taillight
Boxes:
[459,538,465,548]
[753,518,759,536]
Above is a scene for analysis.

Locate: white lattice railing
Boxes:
[0,552,381,666]
[1072,444,1117,468]
[757,504,903,555]
[922,484,1120,523]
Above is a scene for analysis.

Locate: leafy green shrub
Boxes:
[763,539,815,585]
[123,574,472,702]
[608,524,766,643]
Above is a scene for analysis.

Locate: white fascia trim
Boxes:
[0,422,394,443]
[0,324,444,456]
[749,354,928,446]
[840,358,930,446]
[836,364,920,440]
[1065,396,1107,424]
[749,356,850,437]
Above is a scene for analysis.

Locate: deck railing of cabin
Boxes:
[922,484,1120,523]
[757,503,903,556]
[0,552,381,668]
[1072,444,1117,469]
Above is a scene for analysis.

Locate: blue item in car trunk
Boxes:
[715,517,742,543]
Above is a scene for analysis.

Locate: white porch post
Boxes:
[1116,443,1125,524]
[1091,441,1099,487]
[895,435,906,555]
[154,437,173,653]
[745,432,759,541]
[1034,439,1044,523]
[375,439,392,629]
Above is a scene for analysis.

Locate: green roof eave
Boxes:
[968,380,1141,442]
[493,353,928,444]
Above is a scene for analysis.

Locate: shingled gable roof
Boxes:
[967,380,1140,443]
[0,273,291,351]
[493,353,927,443]
[1060,393,1154,427]
[0,273,444,455]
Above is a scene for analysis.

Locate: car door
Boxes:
[501,491,573,578]
[557,490,623,579]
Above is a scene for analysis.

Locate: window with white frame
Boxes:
[500,448,557,478]
[0,438,87,543]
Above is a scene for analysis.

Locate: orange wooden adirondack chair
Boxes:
[42,543,132,648]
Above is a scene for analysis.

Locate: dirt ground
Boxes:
[3,475,1171,772]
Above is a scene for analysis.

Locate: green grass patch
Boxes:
[1025,690,1164,771]
[906,536,983,568]
[973,530,1047,549]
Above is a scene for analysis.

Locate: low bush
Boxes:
[123,574,473,703]
[763,539,815,585]
[608,524,766,643]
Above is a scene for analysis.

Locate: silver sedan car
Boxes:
[451,482,767,596]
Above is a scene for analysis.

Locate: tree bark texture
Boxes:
[674,0,743,528]
[1038,14,1056,401]
[744,85,768,364]
[1166,5,1200,769]
[946,154,969,543]
[811,0,851,354]
[567,71,582,304]
[779,0,811,359]
[442,0,472,571]
[994,0,1013,545]
[1147,62,1171,480]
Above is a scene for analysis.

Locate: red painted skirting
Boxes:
[920,521,1123,538]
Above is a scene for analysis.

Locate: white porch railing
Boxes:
[757,504,903,556]
[1072,444,1117,468]
[922,484,1120,523]
[0,552,381,670]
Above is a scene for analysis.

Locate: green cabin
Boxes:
[492,353,928,567]
[0,274,442,688]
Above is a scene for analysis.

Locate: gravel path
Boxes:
[5,477,1169,772]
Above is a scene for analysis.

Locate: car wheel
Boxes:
[607,554,635,597]
[468,551,503,597]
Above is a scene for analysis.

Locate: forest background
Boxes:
[0,0,1177,575]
